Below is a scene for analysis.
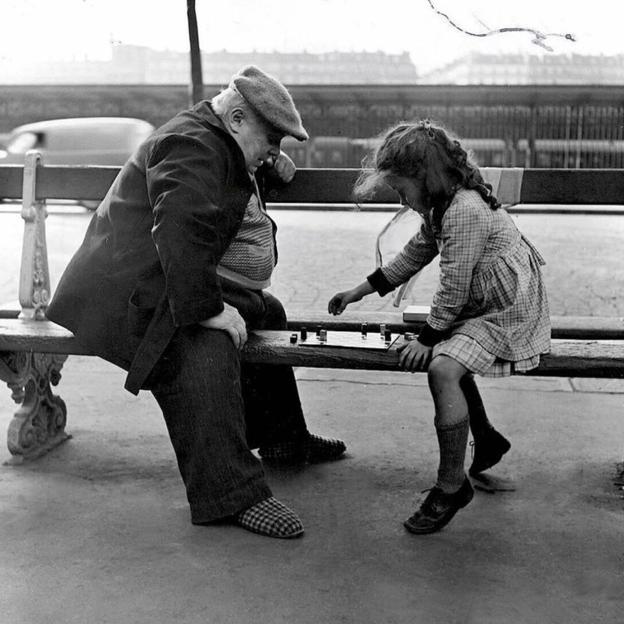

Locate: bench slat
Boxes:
[1,319,622,378]
[0,165,23,199]
[3,166,624,205]
[521,169,624,205]
[246,331,624,378]
[243,330,400,370]
[3,308,620,340]
[286,312,624,340]
[266,169,624,205]
[37,165,119,200]
[0,318,92,354]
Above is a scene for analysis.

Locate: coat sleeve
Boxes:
[145,134,240,326]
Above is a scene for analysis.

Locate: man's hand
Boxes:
[199,303,248,349]
[271,151,296,183]
[397,340,433,372]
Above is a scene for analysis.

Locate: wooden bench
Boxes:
[1,152,623,461]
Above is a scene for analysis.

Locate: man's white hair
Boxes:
[211,87,252,117]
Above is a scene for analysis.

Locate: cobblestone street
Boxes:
[1,206,623,317]
[269,209,624,317]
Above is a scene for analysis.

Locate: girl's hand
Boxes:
[397,340,432,372]
[328,289,362,315]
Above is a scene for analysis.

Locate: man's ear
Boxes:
[225,107,245,135]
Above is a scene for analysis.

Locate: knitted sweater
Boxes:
[217,176,276,290]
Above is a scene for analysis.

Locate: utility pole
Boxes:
[187,0,204,105]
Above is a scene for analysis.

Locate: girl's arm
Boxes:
[328,219,438,316]
[328,280,375,315]
[367,219,439,296]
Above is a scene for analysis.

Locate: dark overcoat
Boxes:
[46,102,262,394]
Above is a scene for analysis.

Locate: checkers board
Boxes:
[299,331,401,351]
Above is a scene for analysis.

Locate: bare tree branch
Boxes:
[426,0,576,51]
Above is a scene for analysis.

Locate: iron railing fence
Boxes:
[1,84,623,167]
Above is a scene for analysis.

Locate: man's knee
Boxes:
[261,292,287,329]
[154,326,241,387]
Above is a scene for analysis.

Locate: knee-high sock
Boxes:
[435,419,469,493]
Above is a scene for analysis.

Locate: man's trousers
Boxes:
[147,287,308,523]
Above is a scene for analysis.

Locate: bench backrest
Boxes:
[2,160,624,205]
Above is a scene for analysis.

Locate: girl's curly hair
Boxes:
[354,121,500,228]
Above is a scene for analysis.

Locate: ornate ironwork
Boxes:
[0,351,69,462]
[19,151,51,320]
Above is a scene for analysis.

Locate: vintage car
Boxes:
[0,116,155,209]
[0,116,154,166]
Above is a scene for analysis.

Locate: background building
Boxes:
[5,46,624,86]
[0,45,418,85]
[421,52,624,84]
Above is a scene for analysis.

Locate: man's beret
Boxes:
[231,65,309,141]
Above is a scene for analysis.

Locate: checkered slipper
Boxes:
[259,433,347,465]
[235,497,304,538]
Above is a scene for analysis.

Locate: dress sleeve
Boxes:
[367,218,439,295]
[146,134,237,326]
[425,198,490,337]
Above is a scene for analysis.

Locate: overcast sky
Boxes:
[2,0,622,72]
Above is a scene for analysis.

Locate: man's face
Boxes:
[233,110,284,174]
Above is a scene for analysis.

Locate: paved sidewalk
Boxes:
[1,356,623,624]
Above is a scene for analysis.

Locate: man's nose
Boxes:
[265,149,280,166]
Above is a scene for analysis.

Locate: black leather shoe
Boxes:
[259,433,346,465]
[404,477,474,535]
[468,429,511,476]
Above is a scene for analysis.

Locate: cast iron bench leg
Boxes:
[0,149,72,461]
[0,351,70,462]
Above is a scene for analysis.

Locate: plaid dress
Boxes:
[381,189,551,377]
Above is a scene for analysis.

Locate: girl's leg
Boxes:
[460,373,492,436]
[461,374,511,475]
[428,355,470,492]
[404,355,474,534]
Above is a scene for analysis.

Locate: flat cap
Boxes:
[231,65,309,141]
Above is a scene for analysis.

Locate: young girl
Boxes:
[328,121,550,534]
